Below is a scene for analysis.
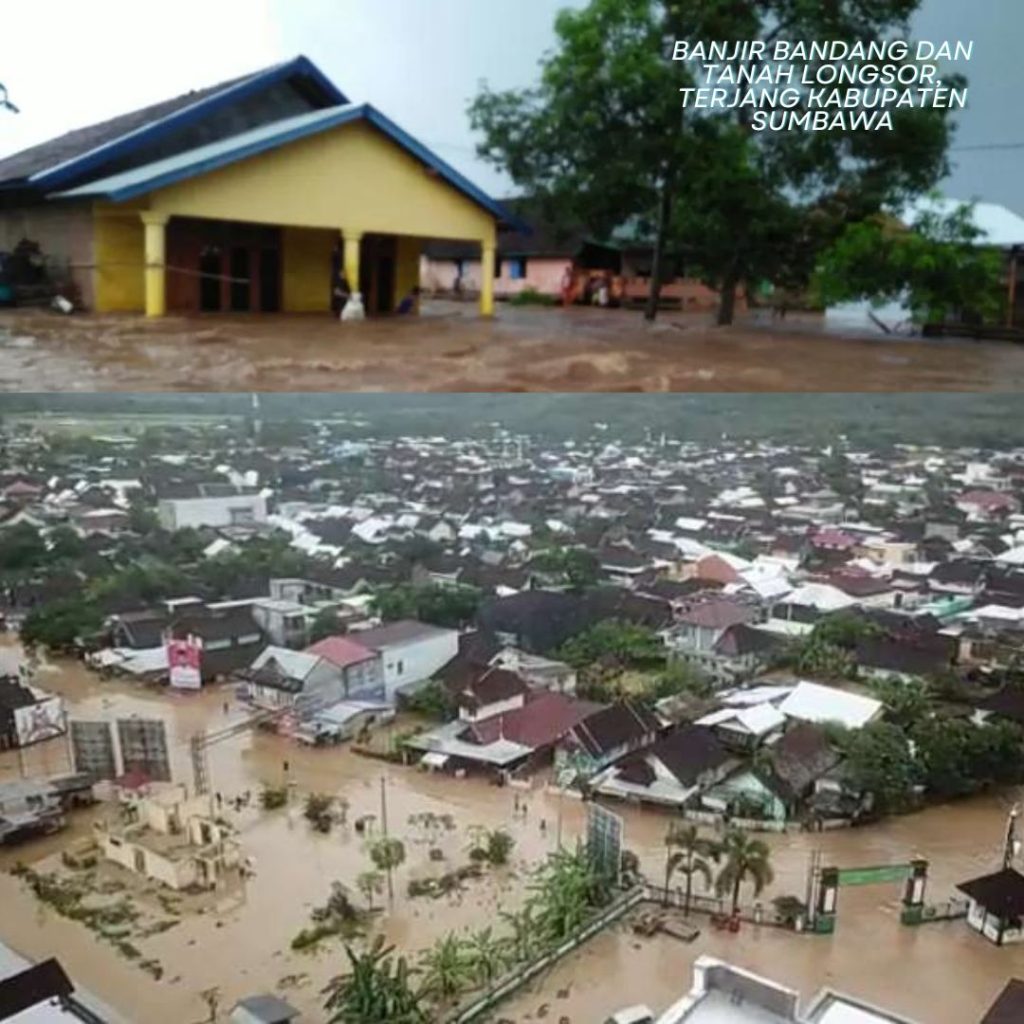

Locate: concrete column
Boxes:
[141,212,169,317]
[343,229,363,295]
[480,242,496,317]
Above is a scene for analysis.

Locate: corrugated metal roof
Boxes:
[57,103,520,228]
[902,196,1024,247]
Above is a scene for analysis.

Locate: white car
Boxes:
[606,1007,655,1024]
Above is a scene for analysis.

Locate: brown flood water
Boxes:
[2,641,1022,1023]
[1,303,1023,392]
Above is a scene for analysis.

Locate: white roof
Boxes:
[250,646,322,680]
[786,583,856,611]
[697,703,786,737]
[995,545,1024,566]
[902,195,1024,248]
[778,682,882,730]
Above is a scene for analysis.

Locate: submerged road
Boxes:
[1,646,1023,1023]
[1,302,1022,392]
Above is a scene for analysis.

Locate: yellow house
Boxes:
[0,57,518,318]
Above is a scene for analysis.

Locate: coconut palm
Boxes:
[664,822,720,913]
[356,870,385,911]
[715,827,774,916]
[417,933,475,1002]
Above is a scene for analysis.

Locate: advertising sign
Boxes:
[166,633,203,690]
[13,695,67,746]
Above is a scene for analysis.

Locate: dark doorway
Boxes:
[199,247,222,311]
[230,247,251,311]
[376,256,395,314]
[259,248,281,312]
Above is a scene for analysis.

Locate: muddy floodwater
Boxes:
[2,641,1023,1023]
[2,302,1023,392]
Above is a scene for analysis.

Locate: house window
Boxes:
[494,257,503,278]
[205,638,230,651]
[397,660,404,675]
[508,258,528,280]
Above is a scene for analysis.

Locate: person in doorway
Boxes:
[334,272,351,317]
[396,286,422,315]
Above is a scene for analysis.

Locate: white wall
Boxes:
[159,493,267,530]
[379,631,459,700]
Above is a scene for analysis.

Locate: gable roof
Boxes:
[305,635,376,670]
[0,56,345,188]
[570,700,661,757]
[957,867,1024,918]
[644,724,731,786]
[56,101,520,229]
[980,979,1024,1024]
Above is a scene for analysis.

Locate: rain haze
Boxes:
[0,0,1021,209]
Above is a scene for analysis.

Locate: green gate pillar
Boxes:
[900,859,928,925]
[815,867,839,933]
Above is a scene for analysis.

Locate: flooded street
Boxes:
[1,303,1023,393]
[2,642,1023,1023]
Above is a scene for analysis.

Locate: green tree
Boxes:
[0,523,46,573]
[530,547,599,591]
[715,827,774,916]
[526,845,612,944]
[417,934,474,1003]
[20,598,103,650]
[356,870,385,911]
[323,936,427,1024]
[372,584,481,630]
[813,202,1005,326]
[652,660,713,700]
[465,926,509,988]
[47,525,87,562]
[559,620,663,672]
[471,0,959,326]
[664,822,719,913]
[871,676,931,730]
[841,721,919,813]
[304,792,335,832]
[310,607,342,644]
[367,837,406,903]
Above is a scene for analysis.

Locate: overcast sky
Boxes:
[1,0,1020,209]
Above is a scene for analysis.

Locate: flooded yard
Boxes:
[1,303,1023,393]
[2,643,1023,1023]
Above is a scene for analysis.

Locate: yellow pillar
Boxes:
[480,242,495,317]
[141,212,169,317]
[343,229,363,294]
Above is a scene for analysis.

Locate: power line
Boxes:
[950,141,1024,152]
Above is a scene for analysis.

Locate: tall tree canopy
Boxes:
[470,0,961,324]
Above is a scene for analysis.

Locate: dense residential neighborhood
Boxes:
[1,405,1024,1023]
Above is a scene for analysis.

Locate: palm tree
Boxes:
[664,822,720,914]
[324,936,426,1023]
[356,870,385,911]
[499,906,540,964]
[465,926,509,988]
[417,933,474,1003]
[715,827,774,916]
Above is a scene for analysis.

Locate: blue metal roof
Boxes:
[56,102,521,229]
[29,56,347,191]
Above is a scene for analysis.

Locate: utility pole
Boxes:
[380,775,393,902]
[1003,804,1020,870]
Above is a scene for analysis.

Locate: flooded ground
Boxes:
[1,302,1023,392]
[2,641,1023,1023]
